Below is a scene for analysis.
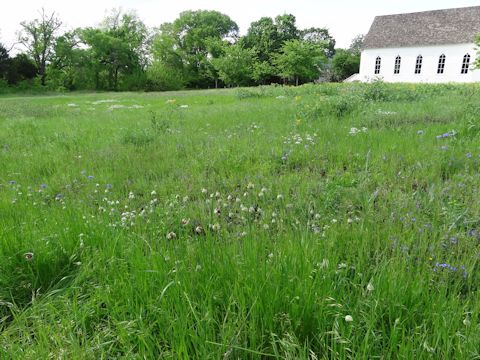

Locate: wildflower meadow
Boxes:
[0,83,479,358]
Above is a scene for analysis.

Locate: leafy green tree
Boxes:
[212,44,256,86]
[349,34,365,56]
[5,54,37,85]
[18,9,62,85]
[301,27,336,58]
[154,10,238,88]
[241,17,277,62]
[146,62,186,91]
[332,49,360,81]
[242,15,301,85]
[81,9,150,90]
[252,61,276,85]
[47,30,92,90]
[475,34,480,70]
[274,14,299,45]
[0,44,9,79]
[274,39,326,85]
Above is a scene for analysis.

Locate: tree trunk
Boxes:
[114,67,119,91]
[40,62,46,86]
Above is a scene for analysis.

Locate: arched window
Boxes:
[415,55,423,74]
[461,54,471,74]
[394,56,401,74]
[437,54,446,74]
[374,57,381,74]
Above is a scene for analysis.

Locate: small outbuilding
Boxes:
[349,6,480,83]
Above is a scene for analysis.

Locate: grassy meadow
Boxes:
[0,83,480,358]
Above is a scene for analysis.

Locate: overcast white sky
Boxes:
[1,0,479,50]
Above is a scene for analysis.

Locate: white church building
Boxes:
[352,6,480,83]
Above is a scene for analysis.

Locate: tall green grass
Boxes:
[0,84,479,358]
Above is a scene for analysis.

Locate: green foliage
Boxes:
[301,27,336,57]
[212,44,257,86]
[18,9,62,85]
[4,8,339,92]
[5,54,38,85]
[153,10,239,89]
[146,62,186,91]
[0,44,9,79]
[274,39,327,85]
[332,49,360,81]
[81,10,150,91]
[349,34,365,56]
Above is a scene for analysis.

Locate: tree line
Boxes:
[0,8,363,92]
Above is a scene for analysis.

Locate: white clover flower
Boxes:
[247,182,255,190]
[24,252,34,261]
[166,232,177,240]
[201,188,208,194]
[349,127,360,135]
[210,223,220,232]
[345,315,353,323]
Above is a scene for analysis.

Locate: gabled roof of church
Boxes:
[363,6,480,49]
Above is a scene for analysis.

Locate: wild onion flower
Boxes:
[434,263,467,278]
[436,131,456,139]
